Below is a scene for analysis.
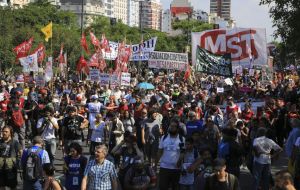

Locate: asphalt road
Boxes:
[16,140,288,190]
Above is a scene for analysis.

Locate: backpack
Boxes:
[12,109,24,128]
[24,147,43,181]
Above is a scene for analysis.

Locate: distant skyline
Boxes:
[161,0,276,42]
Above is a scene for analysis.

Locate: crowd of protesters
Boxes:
[0,67,299,190]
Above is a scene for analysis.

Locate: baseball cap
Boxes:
[91,95,98,100]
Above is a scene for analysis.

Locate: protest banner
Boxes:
[110,74,120,87]
[195,46,233,77]
[44,57,53,82]
[103,37,157,61]
[19,53,39,73]
[99,73,110,85]
[192,28,268,68]
[121,72,131,86]
[16,75,24,83]
[148,51,188,71]
[89,69,100,82]
[35,75,45,87]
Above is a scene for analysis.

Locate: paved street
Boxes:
[16,138,288,190]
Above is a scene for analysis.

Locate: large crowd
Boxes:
[0,68,299,190]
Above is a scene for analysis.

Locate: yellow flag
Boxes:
[41,22,52,42]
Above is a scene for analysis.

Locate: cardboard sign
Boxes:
[35,75,45,87]
[148,51,188,71]
[89,69,100,82]
[99,73,110,85]
[121,72,131,86]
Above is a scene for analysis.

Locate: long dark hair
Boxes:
[2,125,14,138]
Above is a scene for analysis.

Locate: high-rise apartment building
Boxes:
[141,0,162,31]
[60,0,105,26]
[113,0,127,24]
[210,0,231,21]
[127,0,139,27]
[104,0,114,18]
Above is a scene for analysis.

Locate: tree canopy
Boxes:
[0,0,213,73]
[260,0,300,63]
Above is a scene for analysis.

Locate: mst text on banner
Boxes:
[195,46,233,77]
[192,28,267,67]
[148,51,188,71]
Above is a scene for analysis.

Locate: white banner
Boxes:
[192,28,267,67]
[89,69,100,82]
[148,51,188,71]
[121,72,131,86]
[16,75,24,83]
[19,53,39,72]
[103,37,157,61]
[99,73,110,85]
[44,57,53,82]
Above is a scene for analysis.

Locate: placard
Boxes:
[99,73,110,85]
[89,69,100,82]
[121,72,131,86]
[148,51,188,71]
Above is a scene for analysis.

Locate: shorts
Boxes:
[0,169,18,188]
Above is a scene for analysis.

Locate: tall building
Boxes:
[170,0,192,20]
[113,0,127,24]
[60,0,105,26]
[127,0,139,27]
[104,0,114,18]
[210,0,231,21]
[141,0,162,31]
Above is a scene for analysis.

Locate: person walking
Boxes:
[21,136,50,190]
[81,145,118,190]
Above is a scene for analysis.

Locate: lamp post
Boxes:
[80,0,84,36]
[138,0,144,76]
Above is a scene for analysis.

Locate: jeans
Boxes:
[159,168,180,190]
[252,161,271,190]
[44,138,56,164]
[13,124,26,150]
[23,180,42,190]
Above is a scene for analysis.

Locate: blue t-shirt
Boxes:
[218,141,230,159]
[186,120,204,137]
[64,156,86,190]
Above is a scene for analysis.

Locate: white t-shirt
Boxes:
[87,102,103,129]
[159,134,185,169]
[179,150,197,185]
[253,136,281,164]
[90,121,106,142]
[36,117,58,140]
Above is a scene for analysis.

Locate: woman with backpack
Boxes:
[42,163,62,190]
[63,142,87,190]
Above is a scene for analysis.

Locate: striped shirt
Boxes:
[84,159,117,190]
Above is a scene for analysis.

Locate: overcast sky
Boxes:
[161,0,275,42]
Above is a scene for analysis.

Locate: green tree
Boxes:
[260,0,300,62]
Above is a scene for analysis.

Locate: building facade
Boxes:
[113,0,127,24]
[60,0,105,26]
[210,0,231,21]
[141,0,162,31]
[127,0,139,27]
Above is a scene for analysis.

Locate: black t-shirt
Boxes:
[205,174,239,190]
[63,115,84,140]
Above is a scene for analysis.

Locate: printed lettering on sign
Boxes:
[192,28,267,67]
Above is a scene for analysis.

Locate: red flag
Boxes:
[90,31,100,48]
[81,33,90,54]
[58,44,65,64]
[76,56,88,74]
[89,50,106,70]
[184,64,191,81]
[100,34,110,52]
[13,37,34,59]
[33,44,46,63]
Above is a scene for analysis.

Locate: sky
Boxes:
[161,0,275,42]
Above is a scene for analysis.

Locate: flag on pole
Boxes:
[57,44,65,64]
[81,33,90,54]
[76,56,89,74]
[89,31,100,49]
[100,34,110,52]
[33,44,46,63]
[41,22,53,42]
[13,37,34,59]
[184,64,191,81]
